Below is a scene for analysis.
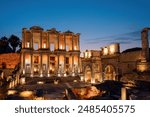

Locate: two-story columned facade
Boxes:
[21,26,80,77]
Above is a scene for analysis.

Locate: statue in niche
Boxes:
[34,56,39,63]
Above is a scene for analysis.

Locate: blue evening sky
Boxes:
[0,0,150,52]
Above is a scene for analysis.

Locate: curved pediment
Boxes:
[30,26,43,30]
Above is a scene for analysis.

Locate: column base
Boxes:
[80,76,84,81]
[30,74,33,77]
[20,77,26,85]
[58,73,61,77]
[40,74,43,77]
[72,72,75,77]
[91,78,95,84]
[23,69,25,75]
[47,74,50,77]
[64,73,67,77]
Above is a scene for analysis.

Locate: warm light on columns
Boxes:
[74,46,77,50]
[47,71,50,77]
[139,65,147,72]
[34,67,37,72]
[109,45,115,54]
[85,52,88,58]
[58,73,61,77]
[85,77,87,82]
[60,45,63,49]
[91,78,95,84]
[30,74,33,77]
[64,73,67,77]
[23,69,25,74]
[43,43,46,48]
[20,77,25,85]
[80,76,84,81]
[72,72,75,76]
[25,59,30,64]
[88,51,91,58]
[84,51,91,58]
[27,42,30,48]
[40,71,43,77]
[103,47,108,55]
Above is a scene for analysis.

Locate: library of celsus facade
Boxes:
[21,26,80,77]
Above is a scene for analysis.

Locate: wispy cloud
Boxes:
[84,30,141,45]
[117,41,131,44]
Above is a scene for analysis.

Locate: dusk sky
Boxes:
[0,0,150,52]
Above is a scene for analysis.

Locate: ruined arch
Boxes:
[104,65,116,80]
[84,65,92,82]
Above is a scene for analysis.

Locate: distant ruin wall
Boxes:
[120,51,141,74]
[0,53,20,69]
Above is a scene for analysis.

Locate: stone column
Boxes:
[78,38,80,50]
[72,35,74,51]
[72,55,75,76]
[72,55,74,70]
[78,54,80,73]
[141,29,149,62]
[31,54,33,77]
[40,32,42,49]
[31,33,33,49]
[48,33,50,49]
[58,55,60,69]
[22,28,26,48]
[40,53,43,77]
[64,35,66,50]
[57,55,60,76]
[121,87,127,100]
[49,33,51,51]
[21,53,23,71]
[64,55,66,76]
[23,53,25,74]
[47,54,50,77]
[91,64,95,83]
[57,34,59,50]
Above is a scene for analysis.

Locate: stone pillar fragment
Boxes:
[30,54,33,77]
[121,87,127,100]
[137,28,150,72]
[141,29,149,62]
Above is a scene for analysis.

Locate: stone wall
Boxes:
[101,54,120,71]
[119,51,141,74]
[0,53,20,69]
[101,51,142,77]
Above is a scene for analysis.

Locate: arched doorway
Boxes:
[84,65,92,82]
[104,65,116,80]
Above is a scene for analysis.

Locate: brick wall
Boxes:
[0,53,20,69]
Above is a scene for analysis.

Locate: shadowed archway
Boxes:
[84,65,92,82]
[104,65,116,80]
